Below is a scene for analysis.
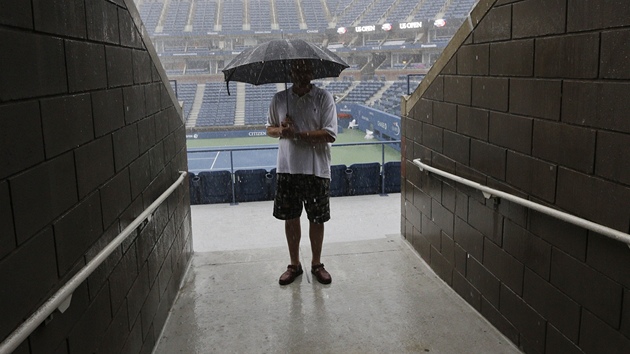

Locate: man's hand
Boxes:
[280,115,296,139]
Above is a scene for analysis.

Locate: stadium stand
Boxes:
[358,0,390,25]
[138,2,163,33]
[443,0,477,18]
[341,80,385,104]
[328,0,355,22]
[249,0,272,31]
[162,1,190,34]
[416,0,446,20]
[176,83,198,122]
[372,77,421,115]
[324,79,354,97]
[275,0,301,30]
[192,0,217,33]
[221,0,244,31]
[244,84,277,125]
[385,0,420,22]
[301,0,329,30]
[133,0,479,126]
[336,0,372,27]
[197,82,237,126]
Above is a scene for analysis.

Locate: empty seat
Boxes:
[330,164,348,197]
[265,168,277,200]
[383,161,401,193]
[198,170,233,204]
[234,169,269,202]
[189,173,202,205]
[347,162,381,196]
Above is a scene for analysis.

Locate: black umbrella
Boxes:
[222,39,349,95]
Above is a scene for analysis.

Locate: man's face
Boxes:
[290,60,313,86]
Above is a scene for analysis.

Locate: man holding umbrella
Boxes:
[266,59,337,285]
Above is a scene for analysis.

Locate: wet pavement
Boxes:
[154,194,521,353]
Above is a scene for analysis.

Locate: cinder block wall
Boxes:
[401,0,630,352]
[0,1,192,353]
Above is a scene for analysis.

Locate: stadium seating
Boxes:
[198,170,233,204]
[386,0,420,23]
[249,0,272,31]
[266,168,277,200]
[221,0,244,31]
[138,0,478,125]
[346,162,381,196]
[244,84,277,125]
[189,172,202,204]
[443,0,477,18]
[416,0,446,20]
[359,0,391,25]
[197,82,236,126]
[341,80,385,104]
[302,0,328,30]
[162,1,190,34]
[330,164,349,197]
[175,83,198,121]
[324,80,353,97]
[138,2,163,34]
[234,169,270,202]
[133,0,484,204]
[383,161,401,193]
[275,0,301,30]
[192,1,217,33]
[189,159,399,204]
[372,78,421,115]
[328,0,354,21]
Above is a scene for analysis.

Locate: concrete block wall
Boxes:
[0,0,192,353]
[401,0,630,352]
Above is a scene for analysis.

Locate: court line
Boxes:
[210,151,220,170]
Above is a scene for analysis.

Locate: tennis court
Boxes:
[186,129,401,174]
[188,145,278,172]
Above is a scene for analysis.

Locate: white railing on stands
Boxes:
[0,171,188,354]
[412,159,630,246]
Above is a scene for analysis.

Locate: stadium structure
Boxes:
[5,1,629,353]
[133,0,478,131]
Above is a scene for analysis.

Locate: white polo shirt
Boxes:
[267,85,337,179]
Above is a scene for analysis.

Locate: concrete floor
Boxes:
[154,194,521,354]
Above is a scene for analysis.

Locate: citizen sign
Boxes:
[399,22,422,29]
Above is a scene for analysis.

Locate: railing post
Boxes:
[380,143,387,196]
[230,151,237,205]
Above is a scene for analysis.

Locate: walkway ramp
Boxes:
[154,195,521,353]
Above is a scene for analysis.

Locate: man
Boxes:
[266,59,337,285]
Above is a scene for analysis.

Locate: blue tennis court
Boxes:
[187,145,278,173]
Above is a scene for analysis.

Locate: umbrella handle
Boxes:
[284,81,288,116]
[284,60,289,115]
[225,69,236,96]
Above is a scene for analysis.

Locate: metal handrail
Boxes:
[0,171,188,354]
[413,159,630,246]
[188,140,402,201]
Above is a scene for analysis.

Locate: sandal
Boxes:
[311,263,332,284]
[279,264,303,285]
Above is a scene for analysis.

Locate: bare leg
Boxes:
[285,218,301,265]
[309,221,324,265]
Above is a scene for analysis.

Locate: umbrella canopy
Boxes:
[222,39,349,87]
